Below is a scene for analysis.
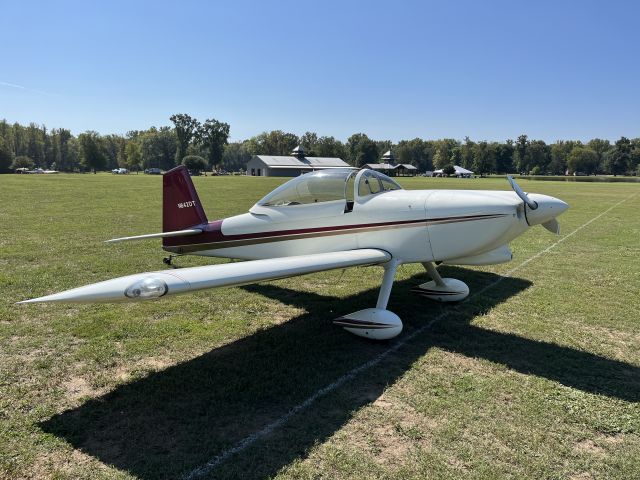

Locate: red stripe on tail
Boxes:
[163,166,208,233]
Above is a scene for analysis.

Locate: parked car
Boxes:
[111,168,128,174]
[144,168,162,175]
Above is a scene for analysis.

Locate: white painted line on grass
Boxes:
[184,192,637,480]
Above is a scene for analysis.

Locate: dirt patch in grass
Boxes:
[572,432,629,459]
[31,446,104,479]
[447,456,471,473]
[141,356,173,371]
[417,349,496,377]
[573,438,606,456]
[569,473,595,480]
[348,423,410,466]
[567,320,640,357]
[596,432,627,445]
[345,391,439,466]
[114,356,174,382]
[64,376,103,400]
[372,394,394,409]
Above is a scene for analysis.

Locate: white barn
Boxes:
[246,146,351,177]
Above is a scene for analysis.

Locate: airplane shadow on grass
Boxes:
[40,267,640,480]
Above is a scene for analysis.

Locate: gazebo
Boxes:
[363,150,418,176]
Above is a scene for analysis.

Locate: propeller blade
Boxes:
[542,218,560,235]
[507,175,538,210]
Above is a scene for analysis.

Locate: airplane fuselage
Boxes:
[163,188,539,266]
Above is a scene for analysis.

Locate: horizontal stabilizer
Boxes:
[105,228,203,244]
[18,249,391,304]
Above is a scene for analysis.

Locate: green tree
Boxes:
[443,164,455,176]
[11,155,34,169]
[182,155,208,173]
[55,128,74,171]
[170,113,200,164]
[460,137,475,170]
[12,123,27,157]
[514,134,529,173]
[66,136,81,171]
[549,141,579,175]
[395,138,433,172]
[472,141,496,176]
[26,123,45,167]
[376,140,393,159]
[140,127,178,170]
[102,134,125,170]
[0,137,13,173]
[433,139,458,169]
[528,140,551,173]
[630,138,640,175]
[300,131,318,155]
[587,138,611,173]
[49,129,60,170]
[606,137,631,175]
[314,136,346,159]
[222,142,252,171]
[196,118,230,169]
[124,141,142,171]
[43,125,53,167]
[567,146,598,175]
[494,140,514,173]
[450,146,462,166]
[0,120,13,152]
[346,133,378,167]
[244,130,299,156]
[78,131,106,173]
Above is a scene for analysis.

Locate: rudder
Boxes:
[163,166,208,232]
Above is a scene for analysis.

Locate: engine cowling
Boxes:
[443,244,512,266]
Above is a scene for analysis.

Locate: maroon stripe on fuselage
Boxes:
[163,213,507,251]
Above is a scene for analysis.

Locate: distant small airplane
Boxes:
[20,166,568,340]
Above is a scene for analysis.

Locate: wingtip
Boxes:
[16,298,40,305]
[16,292,71,304]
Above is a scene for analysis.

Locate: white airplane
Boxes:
[19,166,568,340]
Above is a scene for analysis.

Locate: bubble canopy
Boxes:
[257,168,402,207]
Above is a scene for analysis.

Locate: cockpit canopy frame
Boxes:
[256,168,402,209]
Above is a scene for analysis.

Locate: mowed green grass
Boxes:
[0,173,639,480]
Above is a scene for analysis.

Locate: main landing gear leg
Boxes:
[163,254,179,267]
[411,262,469,302]
[333,259,403,340]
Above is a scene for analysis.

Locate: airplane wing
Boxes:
[18,249,392,304]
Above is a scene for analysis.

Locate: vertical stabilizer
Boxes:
[163,166,208,232]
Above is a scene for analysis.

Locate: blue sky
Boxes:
[1,0,638,142]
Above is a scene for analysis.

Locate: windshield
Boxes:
[258,169,357,207]
[358,170,402,197]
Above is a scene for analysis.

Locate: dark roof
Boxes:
[363,163,396,170]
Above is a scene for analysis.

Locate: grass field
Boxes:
[1,173,639,480]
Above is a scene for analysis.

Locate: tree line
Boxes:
[1,115,639,176]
